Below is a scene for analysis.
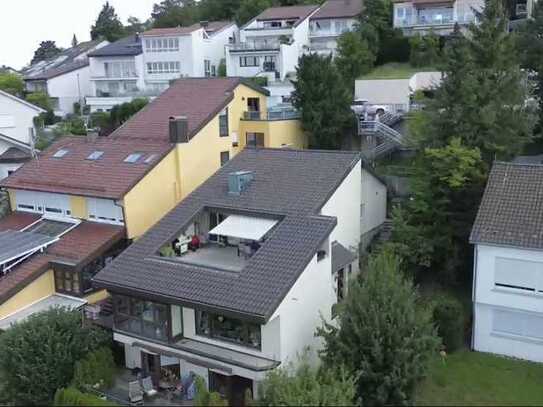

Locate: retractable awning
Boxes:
[0,230,59,267]
[209,215,278,241]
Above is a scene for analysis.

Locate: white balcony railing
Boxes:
[228,42,282,52]
[395,10,475,28]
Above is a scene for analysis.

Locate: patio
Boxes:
[174,244,248,272]
[95,369,194,406]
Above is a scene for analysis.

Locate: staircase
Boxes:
[359,119,406,161]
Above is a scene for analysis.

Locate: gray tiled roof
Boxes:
[471,162,543,250]
[331,241,357,272]
[94,148,360,322]
[88,35,142,57]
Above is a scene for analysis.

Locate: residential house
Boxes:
[23,40,108,116]
[0,77,306,329]
[0,90,45,179]
[93,148,386,403]
[309,0,363,55]
[470,162,543,363]
[225,5,319,84]
[86,22,238,113]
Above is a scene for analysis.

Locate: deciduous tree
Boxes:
[335,28,375,88]
[0,72,24,97]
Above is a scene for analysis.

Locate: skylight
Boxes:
[124,153,143,163]
[53,149,69,158]
[144,154,158,164]
[87,151,104,161]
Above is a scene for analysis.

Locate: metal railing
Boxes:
[228,42,281,51]
[359,121,404,145]
[243,109,300,121]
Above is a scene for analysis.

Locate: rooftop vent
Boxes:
[228,171,254,196]
[169,116,189,143]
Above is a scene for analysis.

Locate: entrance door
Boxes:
[209,372,253,406]
[141,351,161,386]
[247,98,260,113]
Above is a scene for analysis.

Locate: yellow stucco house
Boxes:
[0,78,306,328]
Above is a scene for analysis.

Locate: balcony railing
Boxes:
[228,42,281,52]
[395,11,475,27]
[95,89,163,98]
[243,109,300,121]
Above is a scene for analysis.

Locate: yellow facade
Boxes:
[238,119,307,150]
[84,289,110,304]
[70,196,87,219]
[0,270,55,320]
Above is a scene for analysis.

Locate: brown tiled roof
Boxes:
[0,212,40,231]
[204,21,235,34]
[0,147,32,163]
[48,221,125,263]
[0,137,172,199]
[250,5,319,25]
[143,21,234,37]
[311,0,363,19]
[0,254,54,303]
[471,162,543,250]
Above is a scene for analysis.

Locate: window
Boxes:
[196,310,261,349]
[147,61,181,74]
[54,266,80,295]
[114,295,170,341]
[87,198,124,225]
[145,37,179,52]
[124,153,143,163]
[204,59,211,77]
[87,151,104,161]
[493,308,543,341]
[219,108,229,137]
[144,154,158,164]
[220,151,230,166]
[53,149,69,158]
[16,191,70,216]
[239,56,259,67]
[171,305,183,340]
[104,61,137,78]
[246,132,264,147]
[494,257,543,293]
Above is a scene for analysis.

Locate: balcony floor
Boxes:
[174,244,248,272]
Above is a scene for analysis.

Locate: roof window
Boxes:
[144,154,158,164]
[124,153,143,163]
[87,151,104,161]
[53,149,69,158]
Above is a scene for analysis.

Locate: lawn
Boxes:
[416,350,543,406]
[361,63,437,80]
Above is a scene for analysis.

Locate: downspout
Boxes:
[470,244,478,351]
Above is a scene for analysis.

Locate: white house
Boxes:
[94,148,387,404]
[0,90,45,179]
[23,40,108,116]
[471,162,543,363]
[309,0,363,55]
[226,5,319,83]
[86,23,238,113]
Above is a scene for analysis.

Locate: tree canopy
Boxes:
[335,28,375,88]
[318,250,440,406]
[90,1,126,42]
[0,72,24,97]
[31,40,62,65]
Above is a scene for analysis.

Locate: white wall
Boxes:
[0,163,22,180]
[411,71,442,91]
[360,170,387,235]
[47,66,90,116]
[355,78,411,105]
[473,244,543,362]
[0,91,42,145]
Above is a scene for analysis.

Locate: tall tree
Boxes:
[335,28,375,90]
[318,249,440,406]
[412,0,536,163]
[31,40,62,65]
[518,1,543,132]
[90,2,126,42]
[292,53,353,149]
[199,0,241,21]
[151,0,200,28]
[236,0,273,26]
[125,16,151,35]
[0,73,24,97]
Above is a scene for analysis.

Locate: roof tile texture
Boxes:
[311,0,363,19]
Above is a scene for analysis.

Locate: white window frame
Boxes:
[15,190,71,217]
[87,198,124,225]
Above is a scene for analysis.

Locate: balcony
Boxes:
[242,108,300,121]
[395,9,476,28]
[228,42,281,52]
[94,89,163,98]
[309,28,349,38]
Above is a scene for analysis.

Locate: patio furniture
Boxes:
[141,376,158,397]
[128,380,144,405]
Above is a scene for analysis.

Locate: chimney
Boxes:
[228,171,254,196]
[169,116,189,143]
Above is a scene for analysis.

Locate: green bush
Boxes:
[248,76,268,87]
[433,296,465,352]
[194,376,227,407]
[218,59,227,77]
[26,91,52,111]
[73,347,116,391]
[54,387,117,406]
[409,32,440,68]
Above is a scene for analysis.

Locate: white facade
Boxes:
[360,169,387,237]
[393,0,484,35]
[115,159,387,395]
[0,90,44,179]
[226,11,316,82]
[472,244,543,362]
[309,17,359,55]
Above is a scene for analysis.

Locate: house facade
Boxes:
[93,148,386,404]
[0,77,306,330]
[0,90,45,179]
[309,0,363,55]
[471,162,543,363]
[23,40,108,116]
[86,23,238,113]
[225,5,319,83]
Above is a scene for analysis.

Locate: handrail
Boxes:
[359,121,404,145]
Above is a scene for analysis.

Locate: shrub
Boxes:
[433,295,465,352]
[194,377,227,407]
[248,76,268,87]
[26,91,52,110]
[218,59,227,77]
[73,102,81,115]
[409,32,440,67]
[0,308,111,405]
[73,347,116,391]
[54,387,117,406]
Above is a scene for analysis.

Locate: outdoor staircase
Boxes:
[358,112,406,161]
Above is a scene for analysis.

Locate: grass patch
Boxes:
[361,63,437,80]
[416,350,543,406]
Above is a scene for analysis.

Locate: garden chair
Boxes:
[141,376,158,397]
[128,380,144,405]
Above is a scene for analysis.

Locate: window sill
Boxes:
[492,287,543,299]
